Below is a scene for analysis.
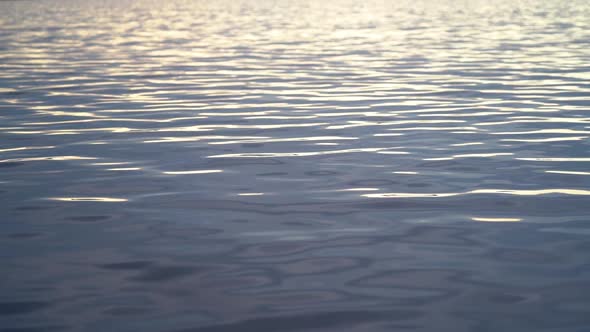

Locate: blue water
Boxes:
[1,0,590,331]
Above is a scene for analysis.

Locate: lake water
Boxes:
[1,0,590,331]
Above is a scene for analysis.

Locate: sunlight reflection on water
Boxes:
[1,0,590,331]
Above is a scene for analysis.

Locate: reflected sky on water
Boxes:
[1,0,590,331]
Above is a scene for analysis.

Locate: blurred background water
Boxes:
[1,0,590,331]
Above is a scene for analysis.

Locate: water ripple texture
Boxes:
[1,0,590,331]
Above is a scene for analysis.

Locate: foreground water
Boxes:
[1,0,590,331]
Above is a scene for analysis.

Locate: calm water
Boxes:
[1,0,590,331]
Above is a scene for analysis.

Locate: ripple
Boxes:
[517,157,590,162]
[173,310,420,332]
[2,0,590,331]
[364,188,590,198]
[472,217,522,223]
[46,197,128,202]
[162,169,224,175]
[545,170,590,175]
[0,156,96,163]
[208,148,407,158]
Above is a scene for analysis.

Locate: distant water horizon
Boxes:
[1,0,590,331]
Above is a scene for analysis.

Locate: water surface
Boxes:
[1,0,590,331]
